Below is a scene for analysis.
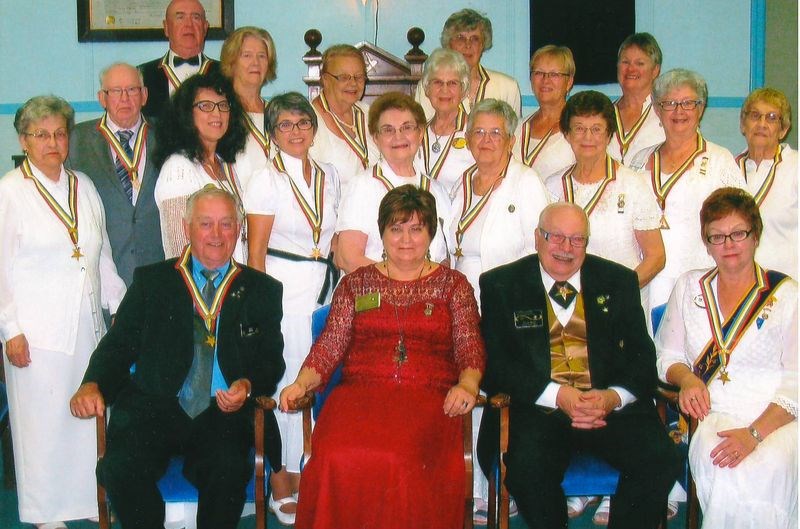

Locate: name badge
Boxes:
[514,309,543,329]
[355,291,381,312]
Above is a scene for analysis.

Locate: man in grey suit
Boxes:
[68,62,164,286]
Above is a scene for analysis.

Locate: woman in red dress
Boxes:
[280,184,485,529]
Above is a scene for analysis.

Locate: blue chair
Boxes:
[95,393,276,529]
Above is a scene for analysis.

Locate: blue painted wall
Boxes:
[0,0,770,172]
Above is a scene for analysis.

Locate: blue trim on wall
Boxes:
[521,95,744,109]
[750,0,766,90]
[0,101,103,116]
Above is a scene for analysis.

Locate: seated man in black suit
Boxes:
[478,202,680,529]
[70,186,285,529]
[139,0,220,121]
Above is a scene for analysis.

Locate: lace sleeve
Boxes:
[303,276,356,384]
[449,272,485,373]
[159,195,190,258]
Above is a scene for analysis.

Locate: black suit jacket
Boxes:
[83,258,285,468]
[139,55,220,121]
[476,254,657,474]
[67,118,164,286]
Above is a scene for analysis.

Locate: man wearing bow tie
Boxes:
[139,0,220,121]
[477,202,680,529]
[70,187,285,529]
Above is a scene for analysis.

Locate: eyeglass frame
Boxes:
[102,87,144,98]
[742,110,782,124]
[531,70,571,80]
[22,129,69,142]
[324,72,367,84]
[569,124,608,137]
[468,127,507,142]
[538,228,589,248]
[657,99,704,111]
[705,229,753,245]
[376,123,420,137]
[276,119,315,133]
[193,100,232,113]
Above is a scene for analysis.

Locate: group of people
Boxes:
[0,1,795,529]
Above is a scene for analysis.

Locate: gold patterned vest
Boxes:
[547,293,591,389]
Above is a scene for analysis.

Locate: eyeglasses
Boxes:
[743,110,782,124]
[23,129,69,142]
[193,100,231,113]
[429,79,462,90]
[569,125,607,137]
[325,72,367,84]
[531,70,570,80]
[706,229,752,245]
[539,228,588,248]
[469,127,506,142]
[657,99,704,111]
[277,119,314,133]
[377,124,419,137]
[102,87,144,98]
[452,33,483,47]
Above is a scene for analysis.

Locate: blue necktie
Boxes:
[114,129,134,202]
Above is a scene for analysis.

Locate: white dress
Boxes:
[415,66,522,121]
[655,268,798,529]
[234,110,275,190]
[244,153,339,472]
[417,121,475,195]
[645,139,746,309]
[309,101,380,187]
[739,144,798,279]
[513,114,575,179]
[0,164,126,523]
[607,95,665,171]
[336,160,452,265]
[544,162,661,313]
[154,153,248,263]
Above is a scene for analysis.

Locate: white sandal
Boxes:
[592,496,611,526]
[269,495,297,526]
[566,495,599,518]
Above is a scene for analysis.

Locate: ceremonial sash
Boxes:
[613,100,651,159]
[561,155,617,217]
[472,65,491,106]
[273,152,326,257]
[371,164,431,192]
[693,265,789,385]
[421,104,467,180]
[21,158,83,259]
[159,52,213,90]
[96,113,148,190]
[519,114,555,168]
[318,92,369,169]
[454,158,510,257]
[175,245,241,342]
[649,133,707,227]
[243,101,271,158]
[736,145,782,206]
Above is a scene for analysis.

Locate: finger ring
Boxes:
[462,402,468,407]
[734,451,740,457]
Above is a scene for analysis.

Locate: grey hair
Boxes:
[420,48,471,97]
[265,92,318,137]
[467,98,518,136]
[537,202,590,237]
[14,95,75,135]
[652,68,708,104]
[184,185,244,225]
[98,62,144,88]
[440,8,493,51]
[618,32,663,66]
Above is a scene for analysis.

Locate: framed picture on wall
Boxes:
[77,0,234,42]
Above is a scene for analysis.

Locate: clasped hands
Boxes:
[557,386,620,429]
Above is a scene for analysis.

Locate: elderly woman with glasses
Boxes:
[416,48,476,193]
[244,92,340,525]
[0,95,126,528]
[656,187,797,529]
[308,44,379,186]
[220,26,278,173]
[736,88,796,279]
[608,33,666,170]
[446,98,549,522]
[154,71,249,262]
[415,8,521,120]
[335,92,451,274]
[645,68,745,310]
[513,45,576,179]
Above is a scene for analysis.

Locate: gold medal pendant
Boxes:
[454,247,463,258]
[72,246,84,260]
[205,334,216,347]
[659,214,670,230]
[718,370,731,384]
[311,247,322,259]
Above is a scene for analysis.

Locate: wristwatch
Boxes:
[748,425,764,443]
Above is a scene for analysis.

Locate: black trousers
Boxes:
[505,405,681,529]
[97,387,254,529]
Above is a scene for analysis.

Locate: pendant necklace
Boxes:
[386,259,427,365]
[432,132,443,154]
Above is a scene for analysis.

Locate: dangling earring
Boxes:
[382,248,387,261]
[425,249,431,261]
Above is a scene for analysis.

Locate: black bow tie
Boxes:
[173,55,200,67]
[549,281,577,309]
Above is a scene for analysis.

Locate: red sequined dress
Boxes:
[295,264,485,529]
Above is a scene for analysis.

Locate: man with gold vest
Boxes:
[477,202,680,529]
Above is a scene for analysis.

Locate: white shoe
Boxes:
[269,495,297,526]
